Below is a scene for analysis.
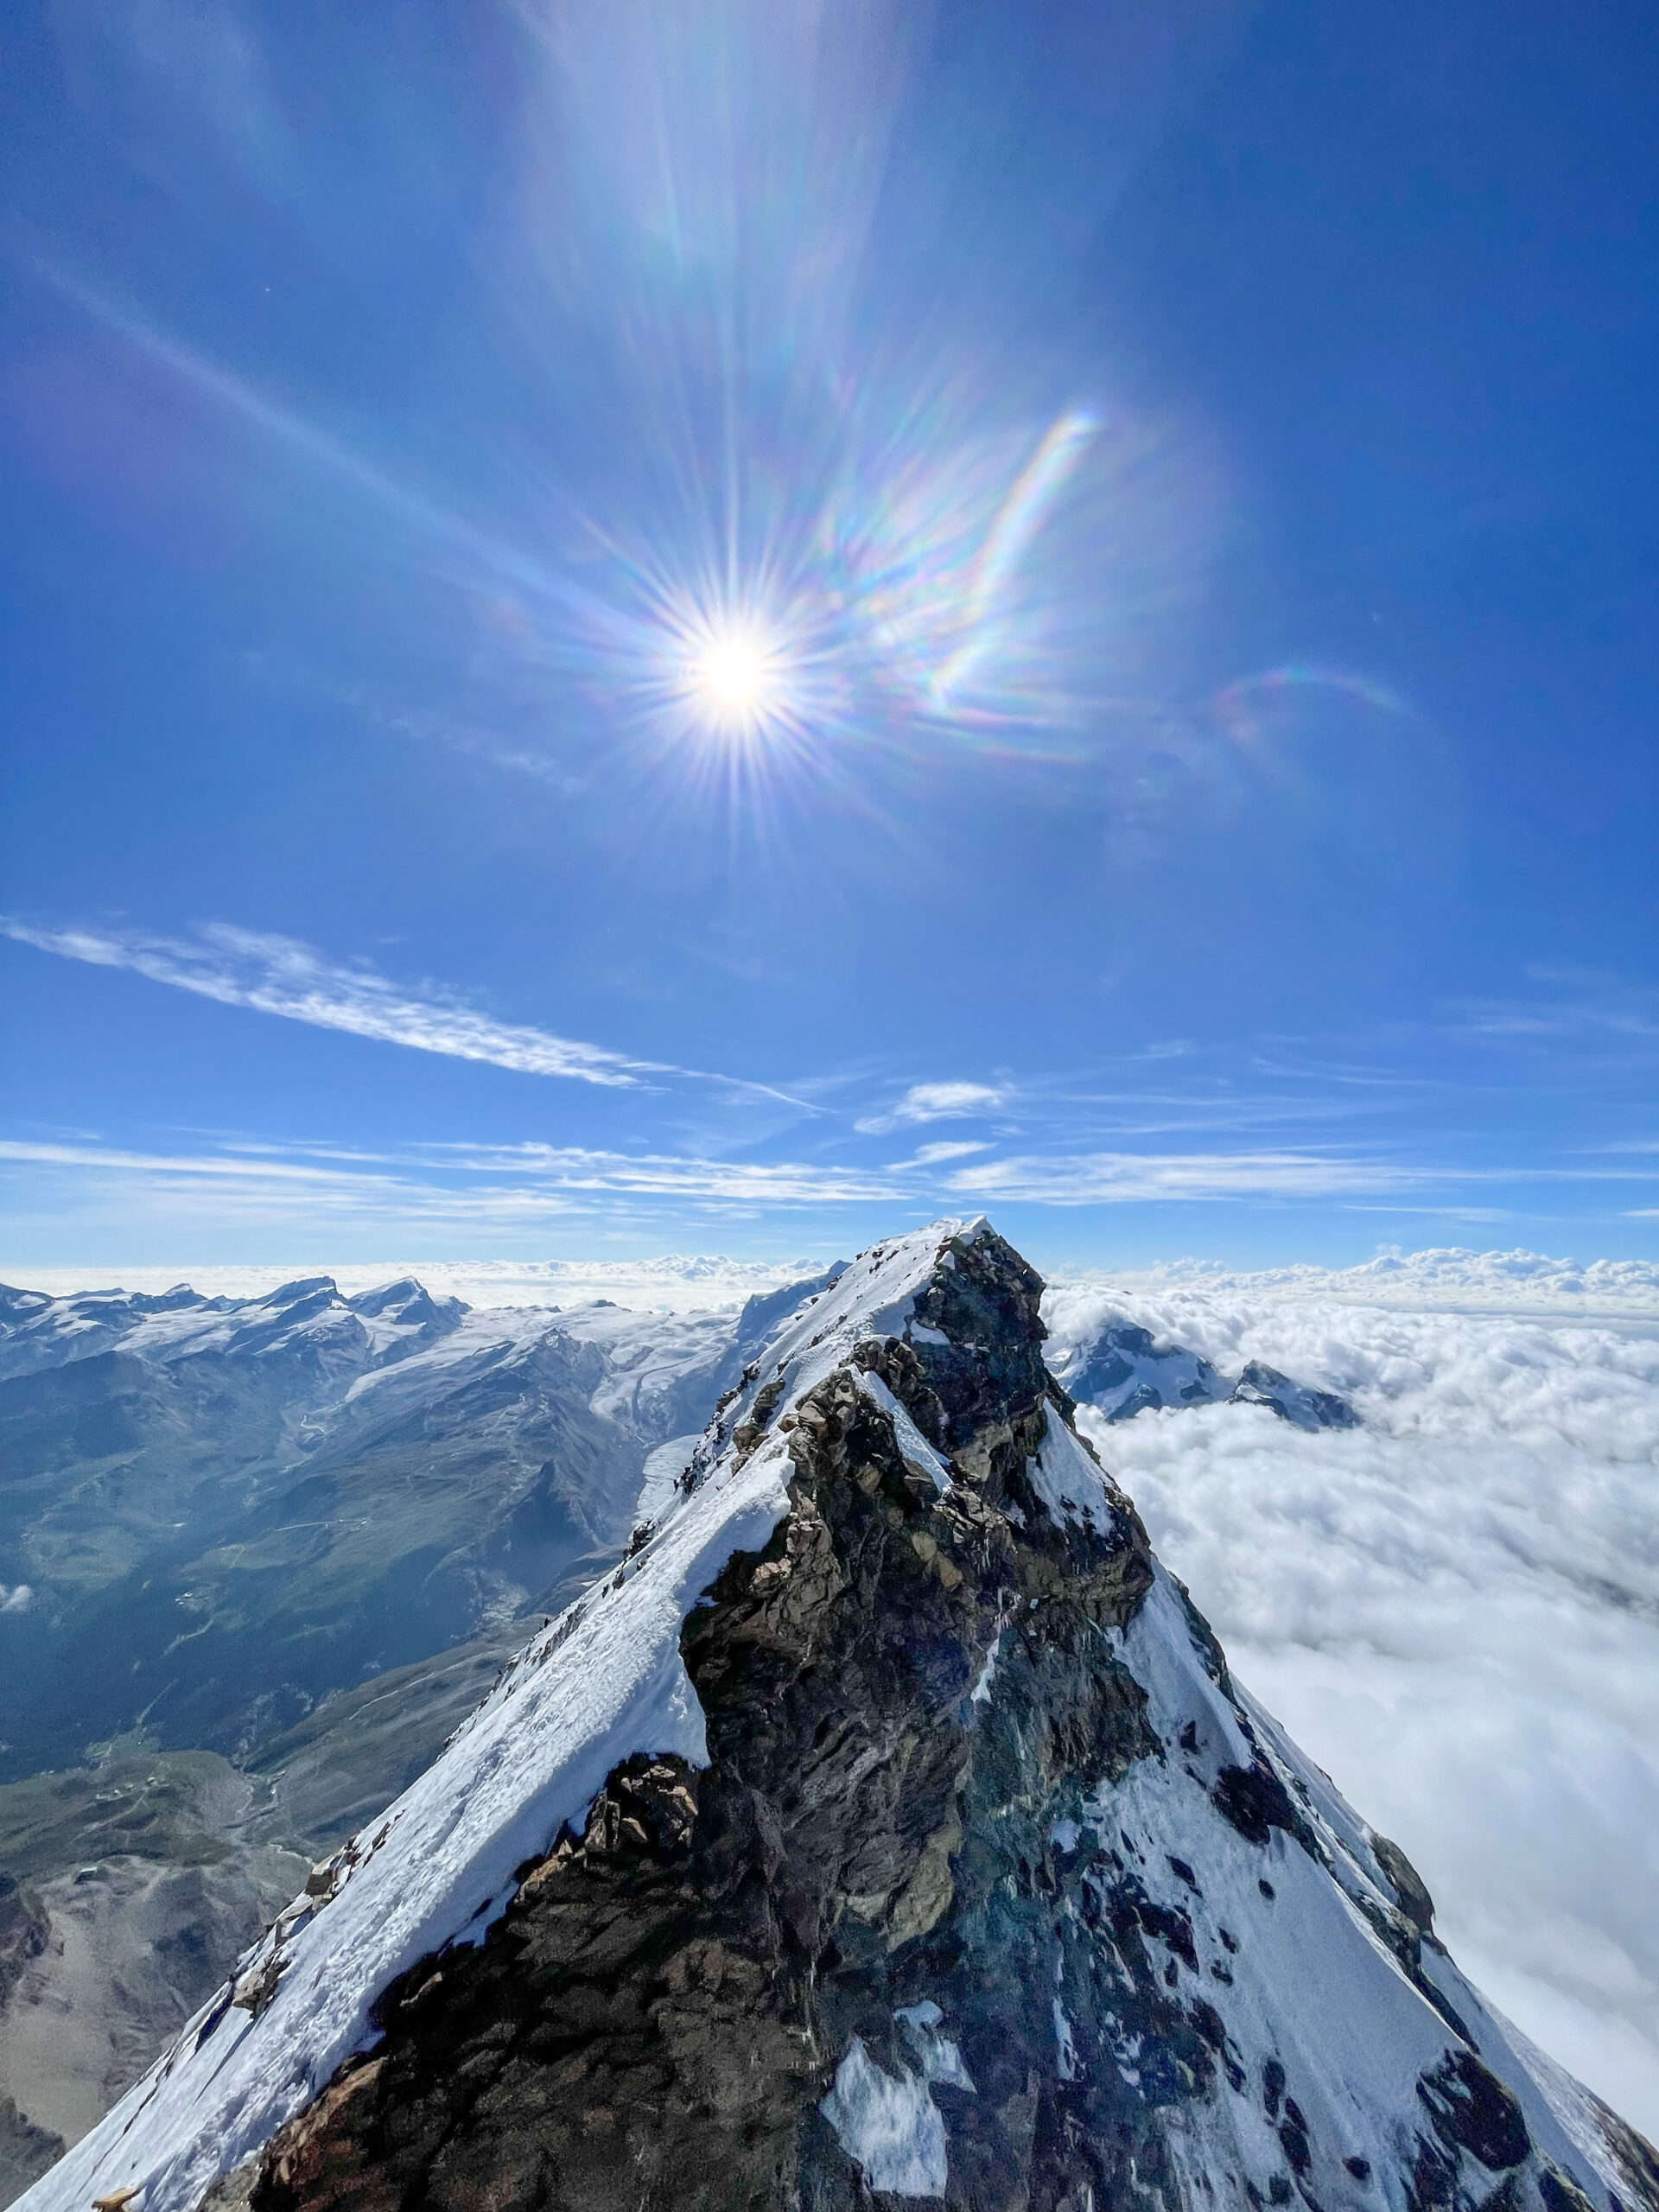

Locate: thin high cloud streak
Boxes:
[7,1125,1654,1256]
[1044,1278,1659,2135]
[13,912,1594,1171]
[851,1059,1564,1151]
[952,1148,1427,1201]
[0,1135,906,1224]
[50,0,296,201]
[1448,966,1659,1046]
[0,1129,1552,1244]
[953,1149,1659,1205]
[0,918,794,1099]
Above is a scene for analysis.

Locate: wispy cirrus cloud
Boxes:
[417,1141,903,1207]
[3,1124,1651,1249]
[1448,966,1659,1046]
[0,917,767,1095]
[50,0,296,199]
[948,1147,1659,1205]
[0,1133,906,1234]
[0,1130,1462,1239]
[946,1149,1431,1205]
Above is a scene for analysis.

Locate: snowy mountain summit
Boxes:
[23,1221,1656,2212]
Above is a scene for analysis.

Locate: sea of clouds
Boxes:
[1046,1255,1659,2137]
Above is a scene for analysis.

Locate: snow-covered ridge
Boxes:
[0,1273,466,1381]
[0,1266,746,1420]
[1044,1309,1357,1431]
[16,1221,980,2212]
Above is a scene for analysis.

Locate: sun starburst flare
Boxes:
[689,626,783,729]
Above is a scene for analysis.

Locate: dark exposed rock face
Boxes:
[1416,2050,1531,2172]
[1372,1834,1437,1940]
[0,1881,60,2208]
[241,1229,1176,2211]
[0,1878,48,2012]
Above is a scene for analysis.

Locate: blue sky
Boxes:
[2,0,1656,1273]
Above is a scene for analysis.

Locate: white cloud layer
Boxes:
[1140,1246,1659,1319]
[2,918,670,1087]
[1046,1272,1659,2135]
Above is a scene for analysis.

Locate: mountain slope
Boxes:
[18,1223,1656,2212]
[0,1276,766,1777]
[1045,1313,1357,1431]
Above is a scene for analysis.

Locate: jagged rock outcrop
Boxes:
[20,1224,1656,2212]
[0,1878,48,2013]
[236,1231,1157,2211]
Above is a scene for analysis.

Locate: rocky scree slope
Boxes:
[19,1224,1657,2212]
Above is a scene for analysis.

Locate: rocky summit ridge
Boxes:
[19,1221,1658,2212]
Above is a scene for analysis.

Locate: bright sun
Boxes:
[693,629,775,723]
